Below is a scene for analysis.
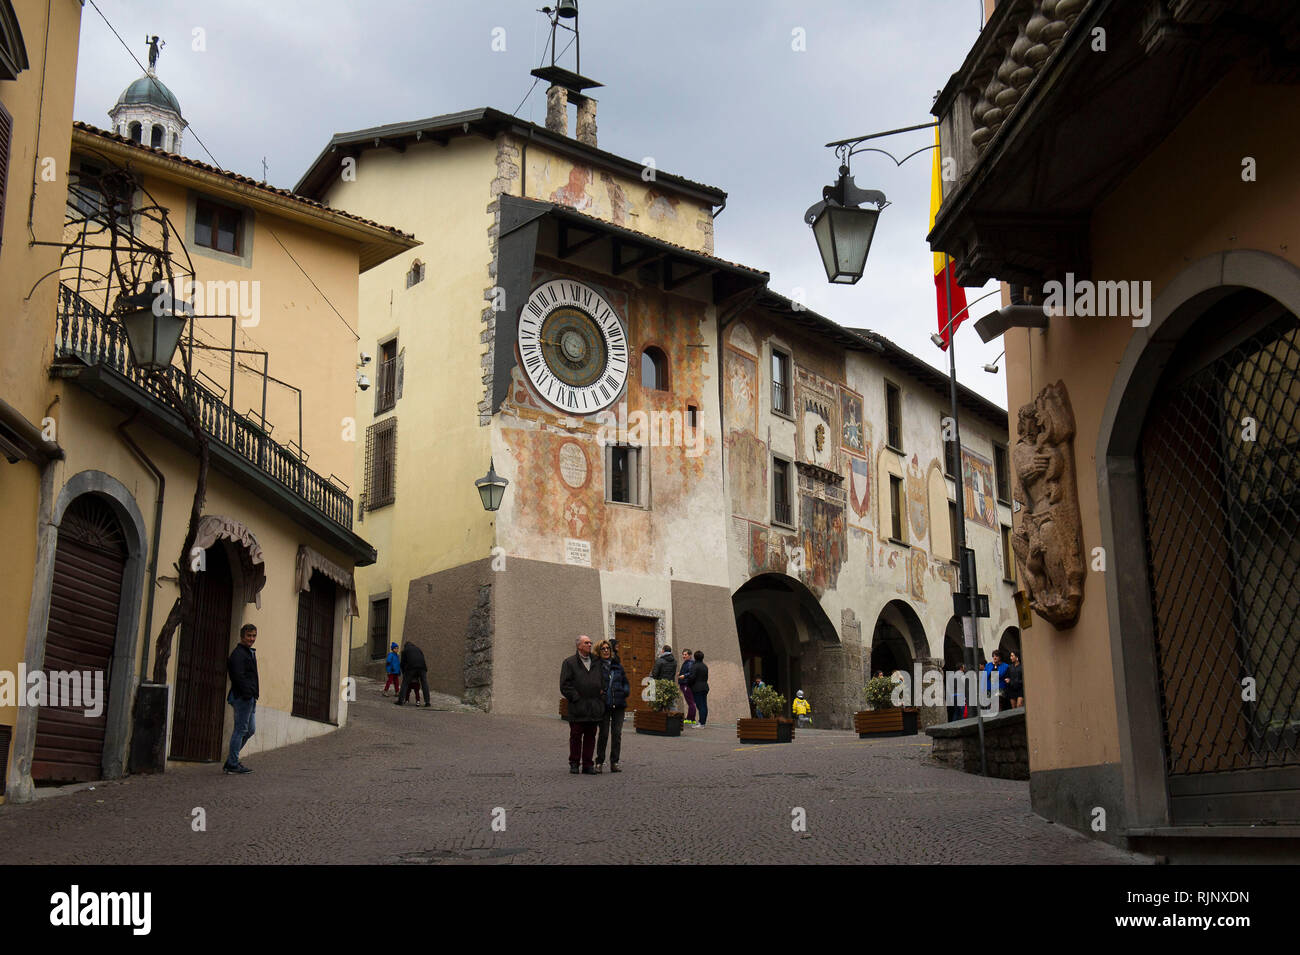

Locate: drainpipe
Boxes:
[117,412,164,686]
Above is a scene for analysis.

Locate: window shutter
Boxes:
[0,103,12,258]
[395,348,404,401]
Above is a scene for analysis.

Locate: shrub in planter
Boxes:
[863,675,898,710]
[634,679,684,736]
[738,685,795,744]
[855,676,918,737]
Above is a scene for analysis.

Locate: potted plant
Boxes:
[633,679,684,736]
[853,675,919,738]
[737,685,796,743]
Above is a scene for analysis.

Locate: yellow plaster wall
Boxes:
[321,137,499,656]
[62,157,364,488]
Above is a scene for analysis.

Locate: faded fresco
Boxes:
[727,430,768,521]
[799,492,848,596]
[748,521,800,578]
[724,348,758,432]
[962,448,998,531]
[840,387,866,455]
[499,258,717,576]
[907,453,928,541]
[908,548,928,602]
[795,366,841,474]
[848,453,872,526]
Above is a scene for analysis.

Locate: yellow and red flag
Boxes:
[930,127,967,349]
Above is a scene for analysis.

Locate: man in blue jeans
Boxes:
[224,623,259,774]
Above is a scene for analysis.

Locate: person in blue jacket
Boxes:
[984,650,1010,712]
[383,642,401,696]
[594,639,631,773]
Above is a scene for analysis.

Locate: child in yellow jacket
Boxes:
[792,690,812,727]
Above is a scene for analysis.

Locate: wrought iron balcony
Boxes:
[54,284,356,532]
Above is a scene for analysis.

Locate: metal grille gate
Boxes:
[1140,309,1300,811]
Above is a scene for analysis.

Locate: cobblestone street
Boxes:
[0,679,1146,865]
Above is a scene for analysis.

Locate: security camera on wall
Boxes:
[357,372,370,391]
[358,352,372,366]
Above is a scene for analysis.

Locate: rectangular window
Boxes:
[370,597,391,660]
[375,338,398,414]
[607,445,641,505]
[364,417,397,510]
[194,197,243,255]
[773,457,792,526]
[886,382,903,451]
[687,404,699,430]
[890,475,905,543]
[994,443,1012,504]
[771,348,791,416]
[950,500,960,563]
[1002,524,1016,582]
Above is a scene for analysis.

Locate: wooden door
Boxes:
[293,572,336,722]
[614,614,657,713]
[171,544,233,761]
[33,495,126,784]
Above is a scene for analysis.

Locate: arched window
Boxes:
[405,259,425,288]
[150,125,163,149]
[128,121,142,143]
[641,346,668,391]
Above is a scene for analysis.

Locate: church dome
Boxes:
[114,74,182,116]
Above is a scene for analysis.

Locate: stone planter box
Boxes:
[853,707,919,738]
[736,717,795,744]
[634,709,683,736]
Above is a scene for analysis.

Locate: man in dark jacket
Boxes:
[560,634,604,774]
[397,641,430,707]
[650,645,676,681]
[224,624,259,774]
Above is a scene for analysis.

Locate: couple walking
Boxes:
[653,645,709,726]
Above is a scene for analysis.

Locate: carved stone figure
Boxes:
[1011,381,1085,628]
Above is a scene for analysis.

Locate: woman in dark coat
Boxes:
[688,650,710,727]
[1006,650,1025,709]
[594,640,631,772]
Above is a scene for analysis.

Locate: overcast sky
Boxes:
[73,0,1006,405]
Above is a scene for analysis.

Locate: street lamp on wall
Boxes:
[475,458,509,512]
[117,280,192,371]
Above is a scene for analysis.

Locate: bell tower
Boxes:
[532,1,602,146]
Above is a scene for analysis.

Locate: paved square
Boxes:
[0,680,1145,864]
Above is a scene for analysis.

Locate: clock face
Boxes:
[518,279,629,415]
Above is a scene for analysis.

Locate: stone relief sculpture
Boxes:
[1011,380,1085,628]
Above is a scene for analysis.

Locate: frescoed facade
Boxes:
[301,82,1017,730]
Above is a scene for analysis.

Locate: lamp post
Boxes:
[808,121,990,774]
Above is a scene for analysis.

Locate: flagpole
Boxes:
[944,251,987,777]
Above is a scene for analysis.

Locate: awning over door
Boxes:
[193,514,266,608]
[295,544,359,617]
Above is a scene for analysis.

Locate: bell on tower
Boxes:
[532,1,602,146]
[109,34,188,154]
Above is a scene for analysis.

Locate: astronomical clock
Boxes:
[517,279,629,415]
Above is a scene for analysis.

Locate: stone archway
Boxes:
[732,574,845,726]
[871,600,942,727]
